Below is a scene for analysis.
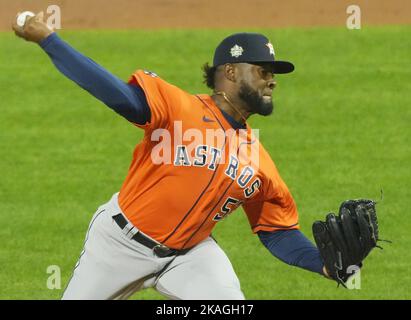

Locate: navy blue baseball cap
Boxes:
[213,32,294,74]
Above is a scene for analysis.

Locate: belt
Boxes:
[112,213,190,258]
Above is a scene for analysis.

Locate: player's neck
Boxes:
[212,91,250,124]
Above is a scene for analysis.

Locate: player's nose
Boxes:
[267,79,276,90]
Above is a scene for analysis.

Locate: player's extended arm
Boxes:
[258,229,329,277]
[11,12,150,125]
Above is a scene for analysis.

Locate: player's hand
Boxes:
[12,11,54,44]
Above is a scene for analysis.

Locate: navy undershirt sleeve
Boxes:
[39,33,150,124]
[258,229,325,275]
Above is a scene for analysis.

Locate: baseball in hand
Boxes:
[16,11,35,27]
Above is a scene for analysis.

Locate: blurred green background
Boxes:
[0,26,409,299]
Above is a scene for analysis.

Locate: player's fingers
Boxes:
[21,12,42,37]
[33,11,44,22]
[24,13,38,28]
[20,11,42,32]
[11,19,25,37]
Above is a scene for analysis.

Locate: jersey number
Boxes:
[213,197,243,221]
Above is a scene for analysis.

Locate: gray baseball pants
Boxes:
[62,193,245,300]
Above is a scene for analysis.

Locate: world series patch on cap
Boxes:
[213,32,294,74]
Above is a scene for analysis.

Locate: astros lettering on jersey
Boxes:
[119,70,299,250]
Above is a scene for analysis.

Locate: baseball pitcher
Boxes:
[12,12,383,299]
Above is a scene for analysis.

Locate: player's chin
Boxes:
[257,98,274,116]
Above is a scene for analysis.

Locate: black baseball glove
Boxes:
[312,199,385,287]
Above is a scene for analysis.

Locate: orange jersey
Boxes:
[118,70,299,249]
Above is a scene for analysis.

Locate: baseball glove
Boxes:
[312,199,386,287]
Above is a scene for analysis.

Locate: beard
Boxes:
[238,81,273,116]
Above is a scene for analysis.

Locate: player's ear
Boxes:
[223,64,236,82]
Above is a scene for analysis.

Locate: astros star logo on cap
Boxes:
[230,44,244,58]
[266,42,275,56]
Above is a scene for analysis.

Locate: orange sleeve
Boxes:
[128,70,184,131]
[243,172,300,234]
